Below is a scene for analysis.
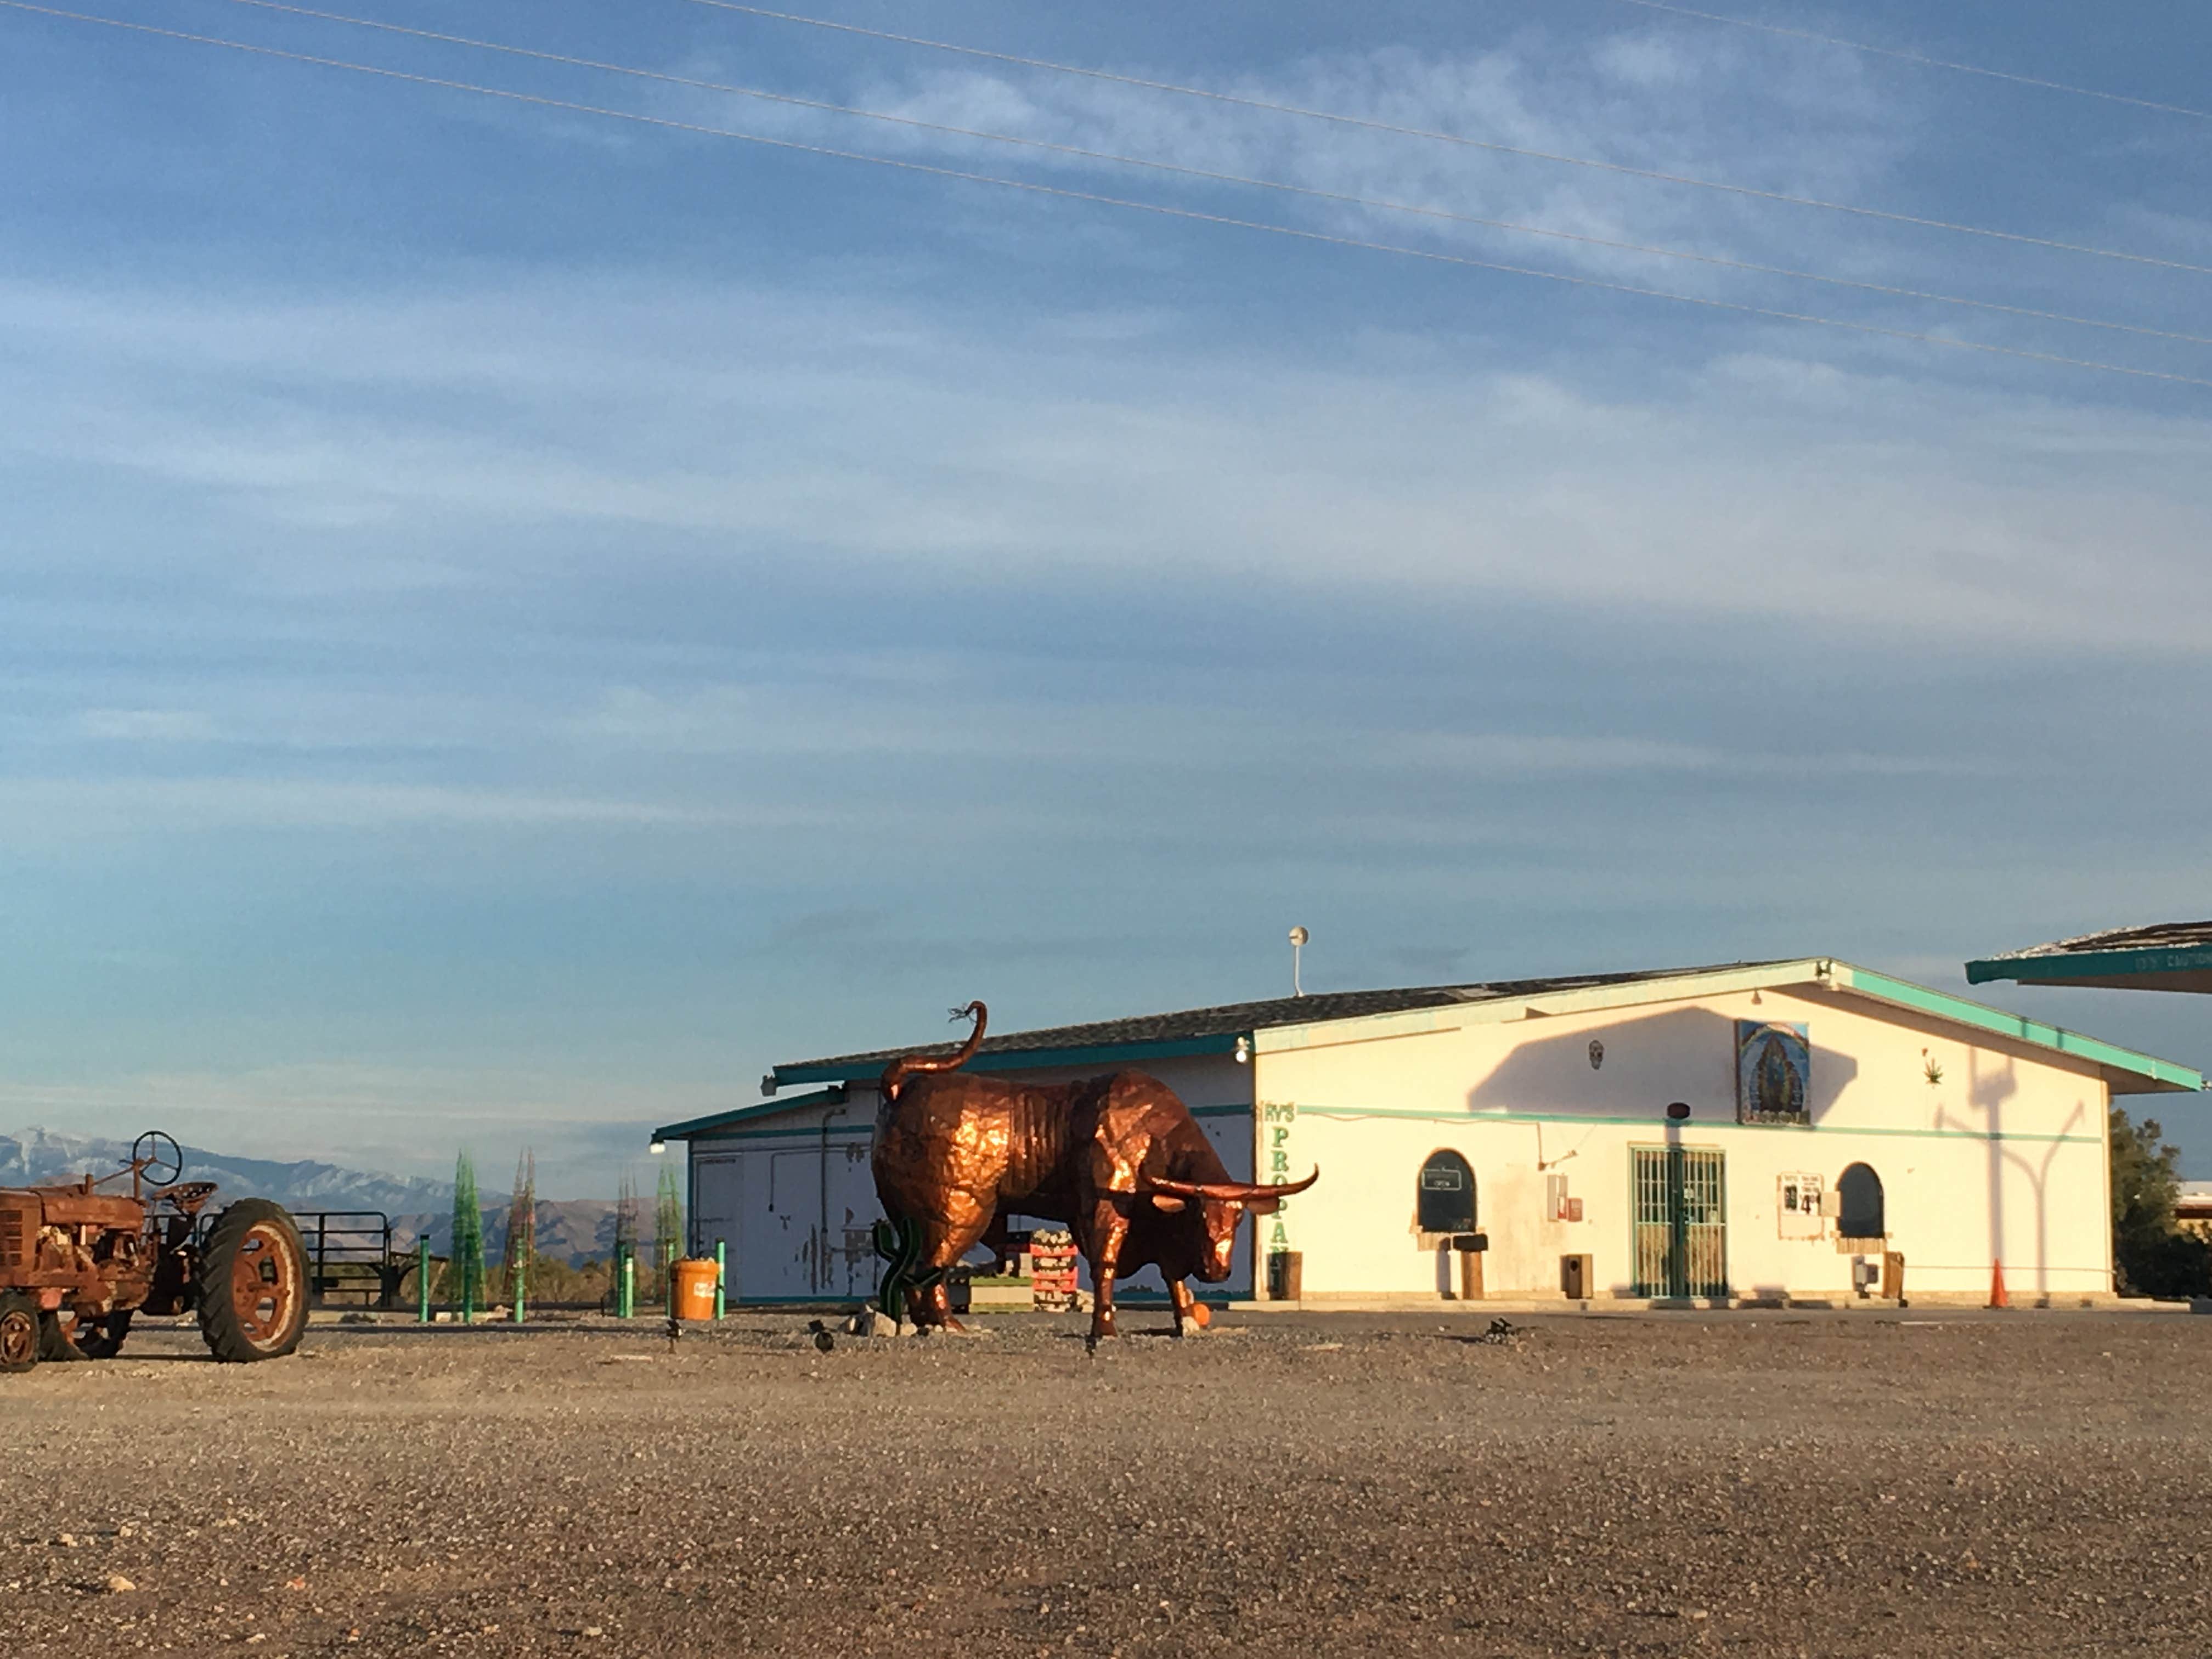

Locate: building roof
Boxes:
[771,962,1795,1083]
[659,960,2200,1143]
[759,956,2199,1098]
[1965,921,2212,995]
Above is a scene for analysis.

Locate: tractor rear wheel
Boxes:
[0,1292,40,1374]
[198,1200,309,1362]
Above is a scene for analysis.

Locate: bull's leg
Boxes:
[1081,1200,1131,1342]
[905,1212,988,1331]
[1168,1278,1208,1339]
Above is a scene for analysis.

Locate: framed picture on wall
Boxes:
[1736,1020,1811,1124]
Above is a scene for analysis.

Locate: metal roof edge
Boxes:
[652,1085,848,1142]
[1965,942,2212,986]
[1252,960,1833,1053]
[1837,965,2202,1094]
[772,1032,1243,1089]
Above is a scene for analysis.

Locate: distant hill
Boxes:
[0,1127,622,1266]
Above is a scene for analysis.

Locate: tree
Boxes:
[2109,1107,2209,1298]
[500,1150,537,1304]
[451,1150,486,1316]
[654,1164,686,1295]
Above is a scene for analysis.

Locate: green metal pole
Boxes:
[514,1250,526,1325]
[619,1248,635,1319]
[664,1242,677,1319]
[714,1238,726,1320]
[417,1237,430,1324]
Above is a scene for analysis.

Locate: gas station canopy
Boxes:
[1966,921,2212,995]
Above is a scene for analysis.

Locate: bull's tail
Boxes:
[881,1001,987,1101]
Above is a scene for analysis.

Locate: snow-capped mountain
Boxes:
[0,1127,619,1265]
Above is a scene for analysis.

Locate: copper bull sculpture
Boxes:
[871,1002,1317,1340]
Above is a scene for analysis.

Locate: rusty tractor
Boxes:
[0,1132,311,1373]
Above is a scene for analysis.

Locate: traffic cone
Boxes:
[1988,1260,2008,1310]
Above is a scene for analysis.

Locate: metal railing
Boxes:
[289,1210,408,1308]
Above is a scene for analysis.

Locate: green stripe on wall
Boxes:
[1294,1104,2102,1146]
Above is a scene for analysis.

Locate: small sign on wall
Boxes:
[1778,1172,1824,1239]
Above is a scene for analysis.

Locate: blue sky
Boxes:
[4,1,2211,1194]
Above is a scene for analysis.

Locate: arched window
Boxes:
[1417,1150,1477,1235]
[1837,1163,1884,1238]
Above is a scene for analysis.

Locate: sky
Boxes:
[4,0,2211,1194]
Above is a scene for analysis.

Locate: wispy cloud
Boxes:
[7,274,2210,650]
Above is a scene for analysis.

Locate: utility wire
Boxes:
[1604,0,2212,123]
[682,0,2212,280]
[195,0,2212,351]
[7,1,2210,392]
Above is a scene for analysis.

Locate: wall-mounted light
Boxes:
[650,1138,668,1155]
[760,1073,778,1098]
[1234,1036,1251,1064]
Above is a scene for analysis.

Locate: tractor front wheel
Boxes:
[0,1292,40,1374]
[198,1200,309,1363]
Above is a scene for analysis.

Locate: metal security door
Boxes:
[1631,1146,1728,1297]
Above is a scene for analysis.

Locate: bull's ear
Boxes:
[1148,1194,1187,1212]
[1242,1197,1282,1216]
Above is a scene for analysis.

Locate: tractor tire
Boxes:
[72,1310,132,1360]
[38,1311,84,1362]
[198,1199,309,1363]
[0,1291,40,1374]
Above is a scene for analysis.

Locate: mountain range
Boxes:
[1,1127,624,1266]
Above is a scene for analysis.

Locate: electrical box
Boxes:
[1560,1253,1594,1300]
[1778,1173,1825,1238]
[1547,1174,1584,1223]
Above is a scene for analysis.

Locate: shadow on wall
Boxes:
[1462,1005,1859,1122]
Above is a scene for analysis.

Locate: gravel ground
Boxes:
[3,1307,2208,1657]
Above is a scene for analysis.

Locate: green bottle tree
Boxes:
[452,1150,484,1322]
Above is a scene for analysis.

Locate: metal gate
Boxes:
[1630,1146,1728,1298]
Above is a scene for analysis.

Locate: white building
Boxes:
[654,958,2199,1307]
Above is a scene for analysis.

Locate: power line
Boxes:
[194,0,2212,352]
[682,1,2212,280]
[7,1,2209,392]
[1603,0,2212,123]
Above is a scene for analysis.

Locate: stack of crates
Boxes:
[1029,1228,1079,1311]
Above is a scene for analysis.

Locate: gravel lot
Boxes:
[3,1307,2207,1657]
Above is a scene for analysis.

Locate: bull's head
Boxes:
[1139,1168,1319,1282]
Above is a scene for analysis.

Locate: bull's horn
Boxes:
[1141,1166,1319,1203]
[881,1001,988,1099]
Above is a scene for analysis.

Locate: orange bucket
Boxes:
[672,1257,720,1321]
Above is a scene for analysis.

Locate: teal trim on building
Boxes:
[652,1086,846,1143]
[774,1032,1246,1088]
[1842,966,2201,1092]
[1966,943,2212,988]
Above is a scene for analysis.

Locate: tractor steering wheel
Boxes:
[131,1131,183,1188]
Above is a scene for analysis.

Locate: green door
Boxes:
[1630,1146,1728,1297]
